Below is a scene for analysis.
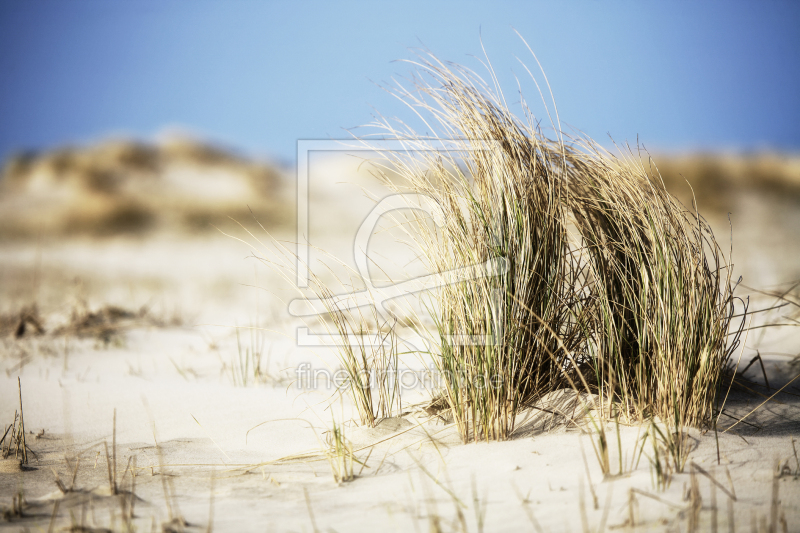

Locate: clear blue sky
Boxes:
[1,0,798,165]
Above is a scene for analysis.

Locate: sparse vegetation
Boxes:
[0,305,45,339]
[323,416,356,484]
[1,300,182,347]
[1,379,30,465]
[307,278,402,427]
[225,325,272,387]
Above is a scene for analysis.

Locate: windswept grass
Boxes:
[358,48,745,442]
[364,54,586,442]
[565,142,742,427]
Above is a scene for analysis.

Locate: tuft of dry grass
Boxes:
[312,280,402,427]
[365,53,584,442]
[565,141,742,428]
[324,416,356,484]
[0,305,45,339]
[1,379,31,465]
[358,48,745,442]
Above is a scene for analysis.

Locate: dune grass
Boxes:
[364,55,587,442]
[358,49,744,442]
[304,276,402,427]
[323,416,357,484]
[565,141,742,428]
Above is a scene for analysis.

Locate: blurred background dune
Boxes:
[654,152,800,288]
[0,136,290,240]
[655,152,800,213]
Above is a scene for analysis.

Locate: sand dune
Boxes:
[0,136,291,239]
[1,148,799,532]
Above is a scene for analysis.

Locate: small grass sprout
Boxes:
[324,416,355,484]
[314,281,402,427]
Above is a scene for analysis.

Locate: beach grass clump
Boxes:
[564,143,742,428]
[363,49,743,441]
[368,54,587,441]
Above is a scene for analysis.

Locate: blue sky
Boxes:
[1,0,798,165]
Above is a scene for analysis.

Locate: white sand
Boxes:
[1,154,799,532]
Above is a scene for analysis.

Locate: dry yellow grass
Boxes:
[355,50,747,442]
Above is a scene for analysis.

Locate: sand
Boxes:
[1,153,799,532]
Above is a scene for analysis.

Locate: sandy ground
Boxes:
[1,153,799,532]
